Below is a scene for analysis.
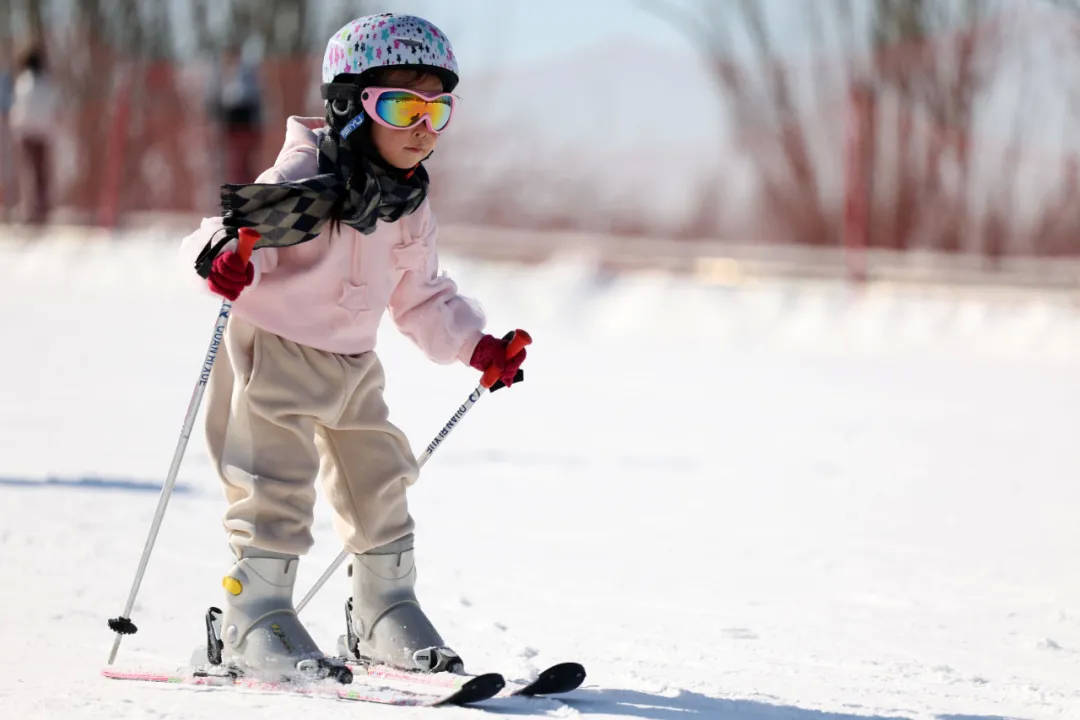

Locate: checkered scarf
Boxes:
[198,128,428,275]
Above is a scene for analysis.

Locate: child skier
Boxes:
[180,14,526,681]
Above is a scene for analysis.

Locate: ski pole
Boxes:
[106,228,260,665]
[295,329,532,614]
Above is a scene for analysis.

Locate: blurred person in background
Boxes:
[0,44,14,220]
[179,14,526,682]
[209,44,264,184]
[8,43,55,224]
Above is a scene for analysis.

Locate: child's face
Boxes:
[370,71,445,170]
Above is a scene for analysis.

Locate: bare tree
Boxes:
[647,0,1010,254]
[644,0,842,245]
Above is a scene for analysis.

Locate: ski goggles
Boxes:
[359,86,456,134]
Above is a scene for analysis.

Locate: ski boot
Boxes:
[207,551,351,684]
[338,534,462,673]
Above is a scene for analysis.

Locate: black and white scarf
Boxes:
[197,127,428,276]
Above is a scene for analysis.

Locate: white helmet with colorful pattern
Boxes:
[321,13,459,91]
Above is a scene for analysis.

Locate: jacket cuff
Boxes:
[456,329,486,366]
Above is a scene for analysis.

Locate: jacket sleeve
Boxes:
[388,203,486,365]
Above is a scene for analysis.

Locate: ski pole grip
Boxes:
[237,227,259,266]
[481,329,532,388]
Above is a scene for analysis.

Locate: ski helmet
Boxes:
[321,14,459,91]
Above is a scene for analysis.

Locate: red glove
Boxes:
[469,333,527,388]
[207,250,254,301]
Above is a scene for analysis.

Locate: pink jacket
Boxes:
[180,116,485,364]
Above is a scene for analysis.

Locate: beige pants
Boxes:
[205,317,417,557]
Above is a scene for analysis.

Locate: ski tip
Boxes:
[515,662,587,696]
[436,671,505,705]
[102,667,176,683]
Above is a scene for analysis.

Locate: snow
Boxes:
[1,229,1079,719]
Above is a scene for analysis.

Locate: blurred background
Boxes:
[3,0,1080,286]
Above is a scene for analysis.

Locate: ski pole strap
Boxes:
[194,232,230,279]
[194,226,260,278]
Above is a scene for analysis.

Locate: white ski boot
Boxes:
[216,551,351,683]
[339,534,462,673]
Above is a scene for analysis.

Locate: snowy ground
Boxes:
[1,230,1078,720]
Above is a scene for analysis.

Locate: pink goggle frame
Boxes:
[359,86,457,135]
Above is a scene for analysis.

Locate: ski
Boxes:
[343,660,586,698]
[102,665,505,707]
[337,601,586,700]
[505,661,586,697]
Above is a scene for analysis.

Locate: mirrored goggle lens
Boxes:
[374,91,453,131]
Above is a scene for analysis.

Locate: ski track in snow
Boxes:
[1,232,1079,719]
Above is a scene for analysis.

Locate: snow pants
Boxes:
[205,316,417,558]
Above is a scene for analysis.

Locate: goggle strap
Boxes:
[340,112,365,140]
[321,82,362,103]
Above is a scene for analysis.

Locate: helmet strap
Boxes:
[324,81,370,135]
